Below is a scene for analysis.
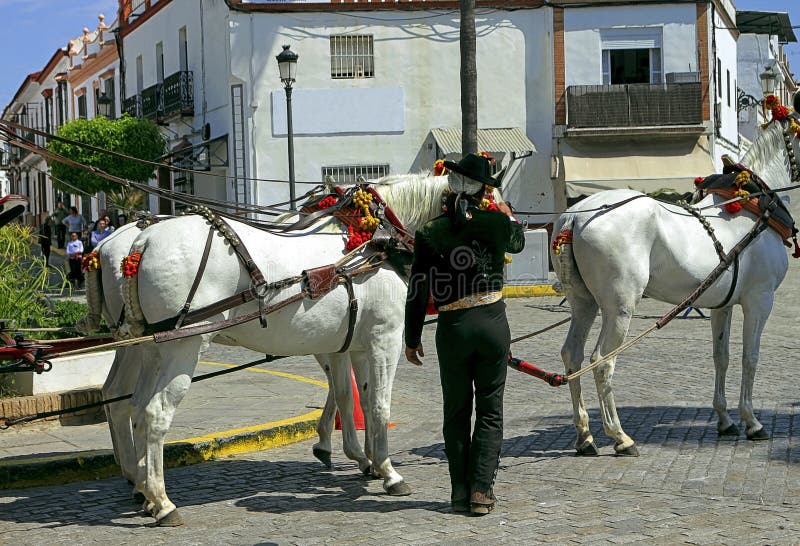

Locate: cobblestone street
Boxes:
[2,260,800,544]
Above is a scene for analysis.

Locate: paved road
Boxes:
[2,258,800,543]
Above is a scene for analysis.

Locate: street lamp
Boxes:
[97,92,113,118]
[736,64,782,113]
[276,44,299,209]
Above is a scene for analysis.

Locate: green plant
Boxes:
[47,114,166,195]
[0,223,69,396]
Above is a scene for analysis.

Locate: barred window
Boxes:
[330,35,374,79]
[322,164,389,185]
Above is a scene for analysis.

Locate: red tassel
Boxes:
[792,236,800,259]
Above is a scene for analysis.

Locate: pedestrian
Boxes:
[90,218,115,247]
[38,216,52,267]
[52,201,68,249]
[62,206,87,238]
[66,231,85,289]
[404,153,525,516]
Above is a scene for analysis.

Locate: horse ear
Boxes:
[492,166,507,186]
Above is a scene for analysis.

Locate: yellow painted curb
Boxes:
[503,285,561,298]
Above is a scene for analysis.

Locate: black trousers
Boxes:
[55,224,66,249]
[68,258,84,284]
[435,300,510,500]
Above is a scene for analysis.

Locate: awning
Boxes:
[560,135,715,198]
[737,11,797,43]
[431,127,536,156]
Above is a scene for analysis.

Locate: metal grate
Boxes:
[230,84,247,209]
[330,35,374,79]
[322,164,389,185]
[566,82,702,128]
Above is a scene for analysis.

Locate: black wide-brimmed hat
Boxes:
[443,153,498,187]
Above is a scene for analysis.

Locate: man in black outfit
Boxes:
[404,153,525,516]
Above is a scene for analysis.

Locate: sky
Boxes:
[0,0,798,110]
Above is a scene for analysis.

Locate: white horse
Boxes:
[551,116,799,456]
[81,174,450,525]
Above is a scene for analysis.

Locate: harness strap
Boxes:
[710,255,739,309]
[175,228,215,329]
[337,273,358,353]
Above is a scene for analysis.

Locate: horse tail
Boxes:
[118,241,147,339]
[550,214,584,296]
[76,260,104,334]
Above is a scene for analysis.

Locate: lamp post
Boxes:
[97,92,113,118]
[276,44,299,209]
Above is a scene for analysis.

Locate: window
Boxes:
[717,58,722,98]
[330,35,374,79]
[56,81,66,126]
[602,49,662,84]
[179,27,188,72]
[77,94,87,119]
[156,42,164,83]
[172,149,194,212]
[322,164,389,184]
[136,55,144,94]
[726,70,731,107]
[104,77,116,118]
[44,96,52,134]
[600,28,662,85]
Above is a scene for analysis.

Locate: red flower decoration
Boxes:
[724,202,743,214]
[694,177,704,187]
[345,226,372,250]
[317,195,338,209]
[433,159,448,176]
[120,252,143,277]
[772,105,790,121]
[764,95,781,110]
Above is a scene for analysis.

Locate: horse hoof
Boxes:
[718,423,740,437]
[156,509,185,527]
[747,428,770,441]
[575,442,599,457]
[133,492,146,505]
[614,444,639,457]
[313,447,332,469]
[386,481,412,496]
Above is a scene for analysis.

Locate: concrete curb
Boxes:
[0,410,322,490]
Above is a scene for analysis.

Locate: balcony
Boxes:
[141,83,163,120]
[162,71,194,118]
[566,82,703,132]
[123,95,142,118]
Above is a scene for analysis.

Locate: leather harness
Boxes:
[137,189,410,353]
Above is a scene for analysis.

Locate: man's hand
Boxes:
[497,201,513,217]
[405,344,425,366]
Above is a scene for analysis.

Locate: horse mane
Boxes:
[372,173,450,235]
[740,119,793,189]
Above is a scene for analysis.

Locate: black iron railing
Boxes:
[123,95,142,118]
[566,82,703,128]
[141,83,162,120]
[162,71,194,117]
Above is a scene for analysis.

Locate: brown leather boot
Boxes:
[470,490,496,515]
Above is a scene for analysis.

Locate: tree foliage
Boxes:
[47,115,166,194]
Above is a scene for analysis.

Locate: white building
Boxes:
[736,11,797,146]
[0,14,119,226]
[118,0,545,216]
[552,0,743,208]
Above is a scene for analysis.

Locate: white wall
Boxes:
[229,8,553,213]
[564,4,697,86]
[712,7,739,160]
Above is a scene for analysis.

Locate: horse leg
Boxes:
[103,345,152,503]
[740,293,774,440]
[349,343,410,496]
[312,355,336,468]
[561,294,599,456]
[710,307,739,436]
[592,300,638,456]
[132,337,204,525]
[314,354,370,473]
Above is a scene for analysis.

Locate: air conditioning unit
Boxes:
[665,72,700,83]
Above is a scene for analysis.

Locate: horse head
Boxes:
[740,99,800,190]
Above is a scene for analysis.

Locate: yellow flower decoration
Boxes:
[789,119,800,136]
[353,188,380,233]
